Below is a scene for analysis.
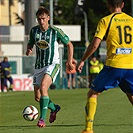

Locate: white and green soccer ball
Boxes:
[22,105,38,121]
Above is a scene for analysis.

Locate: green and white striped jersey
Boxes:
[28,25,70,69]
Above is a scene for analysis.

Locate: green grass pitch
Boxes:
[0,88,133,133]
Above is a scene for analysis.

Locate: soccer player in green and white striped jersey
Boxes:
[26,6,74,128]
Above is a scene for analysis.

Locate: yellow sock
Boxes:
[85,97,97,131]
[10,84,13,89]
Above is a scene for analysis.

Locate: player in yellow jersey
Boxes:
[76,0,133,133]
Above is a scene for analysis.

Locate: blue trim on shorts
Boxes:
[90,65,133,94]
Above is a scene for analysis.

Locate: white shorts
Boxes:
[33,64,60,87]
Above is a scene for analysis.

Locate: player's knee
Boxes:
[35,97,40,102]
[130,98,133,105]
[87,89,100,98]
[126,93,133,105]
[129,99,133,105]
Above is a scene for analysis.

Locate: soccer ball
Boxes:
[22,105,38,121]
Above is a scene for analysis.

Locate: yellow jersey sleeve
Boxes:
[94,18,107,40]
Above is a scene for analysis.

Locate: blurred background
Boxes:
[0,0,132,91]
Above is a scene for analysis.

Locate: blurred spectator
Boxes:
[62,71,67,89]
[66,58,77,89]
[0,57,13,92]
[99,60,104,71]
[89,56,100,87]
[98,55,104,71]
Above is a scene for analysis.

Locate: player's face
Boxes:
[37,13,50,30]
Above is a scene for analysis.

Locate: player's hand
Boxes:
[67,63,74,72]
[76,61,84,73]
[26,49,32,56]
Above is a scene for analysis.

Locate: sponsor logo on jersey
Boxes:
[36,40,49,49]
[36,34,40,39]
[114,18,130,22]
[46,36,50,39]
[116,48,132,54]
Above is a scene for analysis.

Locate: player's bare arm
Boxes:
[26,46,33,56]
[81,37,101,62]
[67,41,74,71]
[77,37,101,73]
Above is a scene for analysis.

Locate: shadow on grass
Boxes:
[0,124,84,129]
[0,123,132,129]
[94,123,133,127]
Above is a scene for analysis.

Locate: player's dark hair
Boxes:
[107,0,123,8]
[36,6,50,17]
